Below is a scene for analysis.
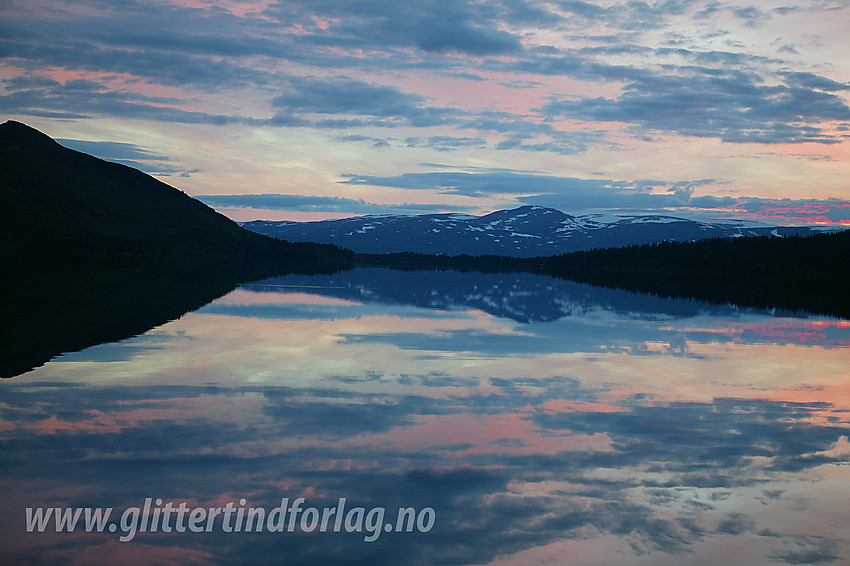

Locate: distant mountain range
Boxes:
[2,118,843,274]
[241,206,838,257]
[241,268,761,324]
[2,119,848,348]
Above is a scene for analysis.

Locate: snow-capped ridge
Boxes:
[240,206,838,258]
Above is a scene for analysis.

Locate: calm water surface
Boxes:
[2,268,849,565]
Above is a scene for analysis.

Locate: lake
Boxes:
[2,267,849,565]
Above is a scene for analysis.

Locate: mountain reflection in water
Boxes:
[2,267,848,565]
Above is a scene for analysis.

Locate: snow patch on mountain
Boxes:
[240,205,839,257]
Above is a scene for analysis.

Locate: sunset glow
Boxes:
[1,0,848,224]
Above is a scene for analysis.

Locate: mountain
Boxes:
[240,267,767,324]
[0,120,348,263]
[240,206,838,257]
[1,255,243,377]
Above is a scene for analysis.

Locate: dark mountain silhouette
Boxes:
[0,247,351,379]
[2,120,848,380]
[0,120,351,266]
[0,255,245,378]
[0,120,356,377]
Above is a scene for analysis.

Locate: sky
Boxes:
[2,0,850,224]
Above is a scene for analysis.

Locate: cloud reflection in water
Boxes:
[2,269,849,565]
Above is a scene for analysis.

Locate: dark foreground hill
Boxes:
[0,120,351,266]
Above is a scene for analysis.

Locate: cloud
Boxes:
[770,538,841,565]
[1,78,233,124]
[264,0,524,56]
[5,371,848,564]
[340,169,714,204]
[783,72,850,92]
[728,197,850,224]
[260,389,449,438]
[53,138,199,176]
[732,5,767,27]
[340,170,556,196]
[540,67,850,144]
[55,139,169,162]
[196,194,475,214]
[4,270,850,563]
[336,133,492,152]
[3,0,847,155]
[465,111,604,154]
[716,513,756,535]
[337,169,850,222]
[404,136,488,151]
[272,76,460,127]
